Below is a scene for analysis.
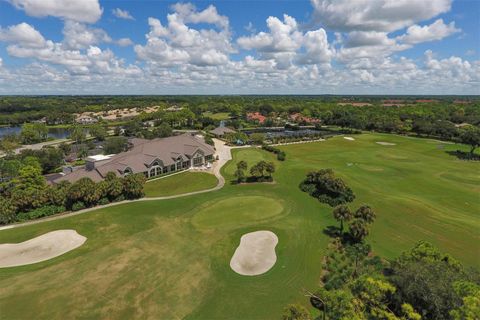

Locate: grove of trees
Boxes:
[0,159,146,224]
[299,169,355,206]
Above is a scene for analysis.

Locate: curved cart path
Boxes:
[0,139,233,231]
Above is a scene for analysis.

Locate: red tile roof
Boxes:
[247,112,266,124]
[289,113,321,124]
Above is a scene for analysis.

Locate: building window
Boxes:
[170,164,176,171]
[150,168,156,177]
[156,167,162,175]
[182,161,189,168]
[205,155,213,161]
[193,156,203,166]
[163,167,168,174]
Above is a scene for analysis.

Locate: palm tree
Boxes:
[332,205,352,232]
[348,218,369,242]
[354,204,376,224]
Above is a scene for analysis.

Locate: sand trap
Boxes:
[230,230,278,276]
[344,137,355,141]
[376,141,396,146]
[0,230,86,268]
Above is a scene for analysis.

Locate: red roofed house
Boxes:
[247,112,266,124]
[289,113,321,124]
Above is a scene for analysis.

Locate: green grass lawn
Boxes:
[144,171,218,197]
[0,133,478,319]
[201,112,231,120]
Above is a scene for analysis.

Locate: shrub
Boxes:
[262,144,286,161]
[0,198,18,225]
[114,194,125,202]
[72,201,86,211]
[16,205,65,222]
[98,197,110,205]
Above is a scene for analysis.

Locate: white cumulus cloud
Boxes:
[398,19,460,44]
[311,0,452,32]
[0,22,46,48]
[112,8,134,20]
[9,0,103,23]
[135,4,233,67]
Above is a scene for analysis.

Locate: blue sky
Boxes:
[0,0,478,94]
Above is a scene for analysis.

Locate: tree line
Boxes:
[0,157,146,224]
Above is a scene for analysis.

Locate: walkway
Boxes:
[0,139,233,231]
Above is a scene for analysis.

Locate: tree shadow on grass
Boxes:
[445,150,480,161]
[323,225,358,246]
[323,225,341,238]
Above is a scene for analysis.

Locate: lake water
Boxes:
[0,126,72,140]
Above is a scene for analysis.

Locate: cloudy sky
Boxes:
[0,0,478,94]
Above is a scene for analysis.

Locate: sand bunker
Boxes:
[230,230,278,276]
[0,230,86,268]
[344,137,355,141]
[376,141,396,146]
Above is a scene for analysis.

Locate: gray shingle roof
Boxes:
[210,127,235,136]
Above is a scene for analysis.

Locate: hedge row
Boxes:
[262,144,286,161]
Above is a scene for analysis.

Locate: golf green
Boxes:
[0,133,477,319]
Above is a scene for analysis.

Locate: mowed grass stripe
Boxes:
[144,171,218,197]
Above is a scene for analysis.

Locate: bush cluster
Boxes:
[268,133,324,145]
[15,205,66,222]
[262,145,286,161]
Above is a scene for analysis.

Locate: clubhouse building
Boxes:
[54,134,215,183]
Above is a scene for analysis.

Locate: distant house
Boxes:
[337,102,372,107]
[76,115,98,125]
[289,113,321,124]
[209,126,236,138]
[247,112,266,124]
[53,134,215,183]
[453,100,471,104]
[32,117,47,124]
[165,106,183,112]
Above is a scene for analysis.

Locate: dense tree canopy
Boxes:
[300,169,355,206]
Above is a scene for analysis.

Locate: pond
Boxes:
[0,126,73,140]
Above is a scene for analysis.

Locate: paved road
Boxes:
[0,139,233,231]
[0,139,71,157]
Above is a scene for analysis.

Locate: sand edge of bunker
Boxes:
[0,230,87,268]
[230,230,278,276]
[376,141,396,146]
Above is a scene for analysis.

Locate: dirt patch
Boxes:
[0,230,86,268]
[344,137,355,141]
[230,230,278,276]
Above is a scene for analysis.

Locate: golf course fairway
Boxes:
[0,133,477,319]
